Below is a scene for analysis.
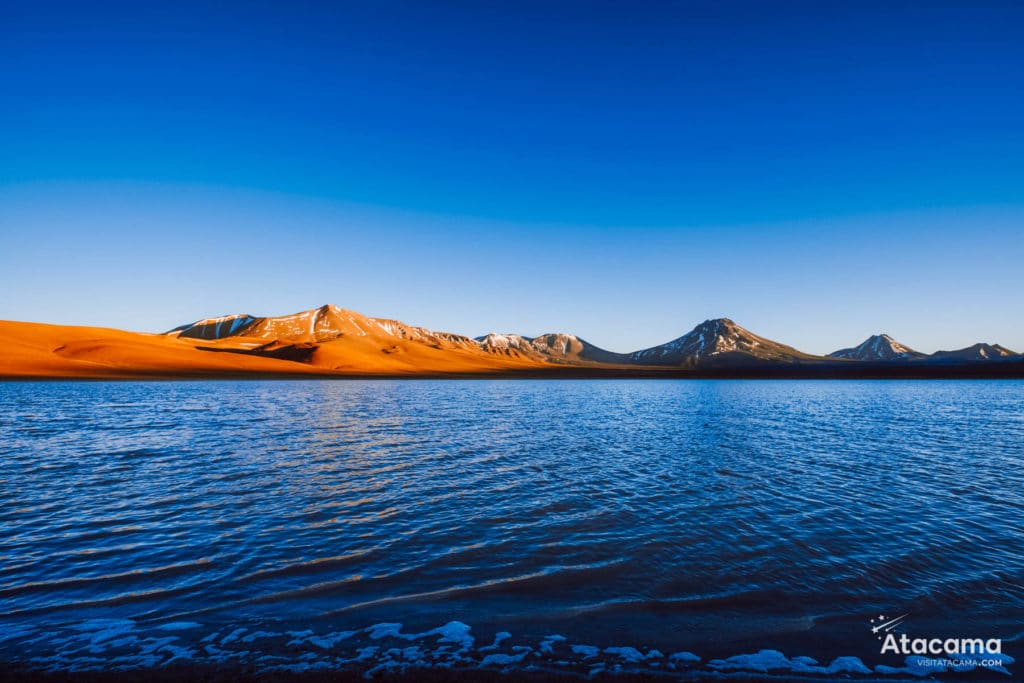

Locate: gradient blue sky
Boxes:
[2,1,1022,354]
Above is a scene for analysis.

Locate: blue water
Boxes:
[1,380,1022,678]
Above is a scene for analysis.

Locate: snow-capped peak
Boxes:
[828,334,924,361]
[628,318,808,365]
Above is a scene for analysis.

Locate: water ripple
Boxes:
[1,379,1022,675]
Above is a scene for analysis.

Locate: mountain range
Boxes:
[0,304,1020,379]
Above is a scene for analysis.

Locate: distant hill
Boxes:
[475,332,630,365]
[927,343,1018,363]
[828,334,926,361]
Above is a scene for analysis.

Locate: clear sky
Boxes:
[2,1,1022,355]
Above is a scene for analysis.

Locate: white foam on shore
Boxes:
[479,631,511,652]
[571,644,599,659]
[1,617,1015,678]
[539,633,566,653]
[426,621,474,651]
[669,651,700,664]
[709,649,873,676]
[604,646,646,663]
[480,650,530,667]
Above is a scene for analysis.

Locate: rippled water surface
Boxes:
[1,380,1022,678]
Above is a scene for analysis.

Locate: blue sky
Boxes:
[1,1,1022,354]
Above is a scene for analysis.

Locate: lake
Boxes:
[1,380,1021,679]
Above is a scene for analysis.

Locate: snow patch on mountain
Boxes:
[827,334,925,361]
[628,318,808,366]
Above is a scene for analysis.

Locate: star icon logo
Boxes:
[870,613,908,640]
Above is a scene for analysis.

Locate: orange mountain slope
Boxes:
[0,320,322,378]
[0,305,565,379]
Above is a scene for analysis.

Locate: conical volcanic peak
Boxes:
[628,318,813,366]
[828,334,925,361]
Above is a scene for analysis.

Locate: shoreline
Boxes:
[3,363,1024,381]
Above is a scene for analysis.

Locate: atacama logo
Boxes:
[871,614,1002,657]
